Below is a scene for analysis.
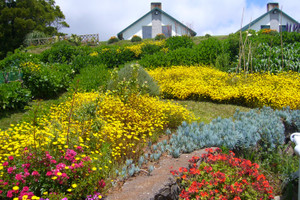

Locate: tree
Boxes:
[0,0,69,59]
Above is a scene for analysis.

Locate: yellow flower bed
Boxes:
[149,66,300,109]
[125,40,166,57]
[0,92,193,168]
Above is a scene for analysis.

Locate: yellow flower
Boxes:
[52,176,57,180]
[13,186,19,191]
[67,188,72,192]
[92,167,97,171]
[72,183,77,188]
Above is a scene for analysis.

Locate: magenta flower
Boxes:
[2,161,8,166]
[7,190,13,198]
[8,156,14,161]
[22,186,29,192]
[15,174,24,181]
[51,159,57,164]
[32,171,40,176]
[7,167,15,174]
[46,171,52,176]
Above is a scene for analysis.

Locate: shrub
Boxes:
[155,33,166,40]
[107,63,160,99]
[171,148,274,199]
[131,35,142,42]
[140,43,163,56]
[0,81,31,111]
[40,41,79,64]
[252,42,300,73]
[21,62,74,99]
[24,31,48,46]
[195,37,222,65]
[166,35,194,50]
[107,36,119,44]
[70,64,110,92]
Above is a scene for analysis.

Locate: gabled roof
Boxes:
[240,7,299,31]
[117,7,197,39]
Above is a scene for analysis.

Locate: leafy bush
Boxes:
[0,81,31,111]
[195,37,222,65]
[171,148,274,199]
[108,36,119,44]
[70,64,110,92]
[155,33,166,40]
[21,62,74,99]
[131,35,142,42]
[252,42,300,73]
[40,41,79,64]
[97,46,136,68]
[166,35,194,50]
[107,63,160,99]
[24,31,48,46]
[140,43,164,56]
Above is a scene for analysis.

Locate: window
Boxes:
[162,25,172,38]
[261,25,270,30]
[279,25,287,32]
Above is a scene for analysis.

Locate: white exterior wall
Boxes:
[161,14,192,36]
[122,14,152,40]
[249,12,298,31]
[249,14,270,31]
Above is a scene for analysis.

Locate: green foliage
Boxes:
[131,35,142,43]
[140,43,163,56]
[22,62,74,99]
[107,63,160,100]
[195,37,222,65]
[70,64,110,92]
[154,33,166,40]
[0,81,31,111]
[96,46,136,68]
[40,41,79,64]
[108,36,119,44]
[23,30,48,47]
[166,35,194,50]
[252,42,300,73]
[215,53,231,71]
[0,0,69,59]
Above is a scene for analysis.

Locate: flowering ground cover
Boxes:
[171,148,274,200]
[149,66,300,109]
[0,92,193,199]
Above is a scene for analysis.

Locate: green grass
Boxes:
[173,100,251,124]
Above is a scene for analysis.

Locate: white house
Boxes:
[241,2,299,32]
[117,2,197,40]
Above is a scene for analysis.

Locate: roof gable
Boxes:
[117,7,196,39]
[241,7,299,31]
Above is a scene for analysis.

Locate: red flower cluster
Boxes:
[171,148,274,200]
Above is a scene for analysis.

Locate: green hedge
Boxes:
[0,81,31,111]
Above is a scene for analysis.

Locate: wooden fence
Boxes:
[26,33,99,46]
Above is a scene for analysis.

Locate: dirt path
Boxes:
[104,149,207,200]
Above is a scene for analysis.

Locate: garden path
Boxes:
[104,149,207,200]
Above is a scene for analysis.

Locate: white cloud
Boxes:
[55,0,300,41]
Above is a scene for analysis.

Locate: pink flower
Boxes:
[22,186,29,192]
[51,159,57,164]
[7,190,13,198]
[46,171,52,176]
[15,174,23,181]
[32,171,40,176]
[98,179,106,188]
[2,162,8,166]
[7,166,15,174]
[8,156,14,161]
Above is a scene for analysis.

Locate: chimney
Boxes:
[267,2,279,12]
[151,2,162,10]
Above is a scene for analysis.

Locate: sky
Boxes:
[54,0,300,41]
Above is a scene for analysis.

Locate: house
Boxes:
[241,2,299,32]
[117,2,196,40]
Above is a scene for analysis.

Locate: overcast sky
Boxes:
[54,0,300,41]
